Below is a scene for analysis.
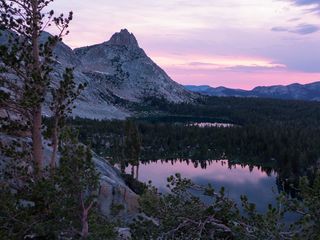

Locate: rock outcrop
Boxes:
[1,29,196,120]
[73,29,195,104]
[0,135,139,220]
[48,29,195,119]
[93,153,139,219]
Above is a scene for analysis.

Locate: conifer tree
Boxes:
[49,68,85,170]
[0,1,115,239]
[124,120,141,178]
[0,0,73,175]
[57,128,111,239]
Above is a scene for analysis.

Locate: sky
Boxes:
[50,0,320,89]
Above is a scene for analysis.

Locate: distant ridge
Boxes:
[185,82,320,101]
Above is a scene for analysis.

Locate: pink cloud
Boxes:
[49,0,320,88]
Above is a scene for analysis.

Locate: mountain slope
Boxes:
[73,29,194,104]
[45,29,195,119]
[185,82,320,101]
[1,29,195,119]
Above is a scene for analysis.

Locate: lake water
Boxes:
[129,159,280,212]
[187,122,236,128]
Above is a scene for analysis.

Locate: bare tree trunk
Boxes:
[135,164,139,180]
[32,107,43,174]
[31,0,44,175]
[80,194,94,239]
[50,117,59,170]
[120,162,126,174]
[81,207,89,239]
[131,165,135,178]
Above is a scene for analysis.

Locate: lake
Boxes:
[128,159,280,212]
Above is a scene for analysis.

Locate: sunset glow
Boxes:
[152,55,286,70]
[50,0,320,88]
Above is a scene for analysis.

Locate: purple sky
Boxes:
[50,0,320,89]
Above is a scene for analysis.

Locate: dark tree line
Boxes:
[67,96,320,190]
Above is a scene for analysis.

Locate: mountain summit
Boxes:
[108,28,139,47]
[42,29,195,119]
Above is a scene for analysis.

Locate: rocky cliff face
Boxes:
[73,29,194,103]
[0,134,139,221]
[47,29,195,119]
[93,153,139,219]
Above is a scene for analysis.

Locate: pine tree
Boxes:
[57,128,114,239]
[0,1,115,238]
[49,68,85,171]
[124,120,141,178]
[0,0,73,176]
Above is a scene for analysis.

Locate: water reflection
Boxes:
[187,122,236,128]
[128,159,279,212]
